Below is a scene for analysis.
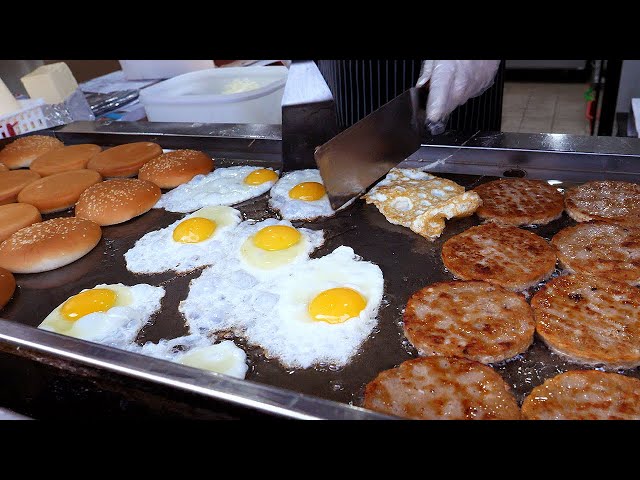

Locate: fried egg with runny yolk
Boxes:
[155,165,279,213]
[268,169,335,221]
[38,283,165,347]
[244,168,279,186]
[239,220,324,272]
[125,206,242,274]
[180,245,384,369]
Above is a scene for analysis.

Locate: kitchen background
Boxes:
[1,60,639,137]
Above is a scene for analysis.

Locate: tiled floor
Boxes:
[502,82,591,135]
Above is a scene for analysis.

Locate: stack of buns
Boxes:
[0,136,215,283]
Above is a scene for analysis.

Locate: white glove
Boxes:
[416,60,500,134]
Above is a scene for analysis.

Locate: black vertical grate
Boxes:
[316,60,505,133]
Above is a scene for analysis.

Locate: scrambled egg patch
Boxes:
[364,168,482,240]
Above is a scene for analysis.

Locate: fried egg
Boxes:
[364,168,482,240]
[236,218,324,275]
[130,333,248,379]
[180,246,384,369]
[268,169,335,220]
[38,283,165,347]
[155,166,279,213]
[125,206,242,274]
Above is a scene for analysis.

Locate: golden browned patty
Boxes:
[404,281,535,364]
[531,274,640,369]
[473,178,564,226]
[363,356,520,420]
[552,222,640,285]
[441,223,557,291]
[521,370,640,420]
[564,180,640,226]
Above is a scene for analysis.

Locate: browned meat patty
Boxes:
[521,370,640,420]
[404,281,534,363]
[473,178,564,226]
[552,221,640,285]
[564,180,640,226]
[531,274,640,369]
[441,223,557,291]
[363,356,521,420]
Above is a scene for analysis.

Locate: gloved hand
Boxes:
[416,60,500,134]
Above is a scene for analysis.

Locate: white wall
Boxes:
[616,60,640,113]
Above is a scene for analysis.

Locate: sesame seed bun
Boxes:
[86,142,162,178]
[0,163,8,172]
[0,217,102,274]
[0,267,16,309]
[0,203,42,243]
[0,170,41,205]
[17,169,102,214]
[0,135,64,169]
[75,178,161,226]
[138,149,214,189]
[30,144,102,177]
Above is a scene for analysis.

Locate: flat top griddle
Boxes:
[1,123,640,419]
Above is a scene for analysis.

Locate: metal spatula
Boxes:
[314,87,427,210]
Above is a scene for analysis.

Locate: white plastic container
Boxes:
[139,66,288,125]
[119,60,215,80]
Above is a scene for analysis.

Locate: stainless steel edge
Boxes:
[55,121,282,140]
[0,319,392,420]
[402,132,640,181]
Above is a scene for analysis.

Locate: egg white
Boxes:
[129,333,248,379]
[125,206,242,274]
[38,283,165,347]
[155,166,279,213]
[268,169,335,221]
[180,246,383,369]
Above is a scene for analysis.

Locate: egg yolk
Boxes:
[60,288,117,322]
[173,217,217,243]
[308,287,366,324]
[288,182,326,201]
[244,169,278,185]
[252,225,301,251]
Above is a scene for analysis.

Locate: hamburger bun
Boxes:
[0,170,41,205]
[75,178,161,226]
[0,217,102,274]
[0,267,16,309]
[138,149,214,189]
[0,203,42,243]
[0,135,64,169]
[86,142,162,178]
[0,163,8,172]
[30,144,102,177]
[17,169,102,214]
